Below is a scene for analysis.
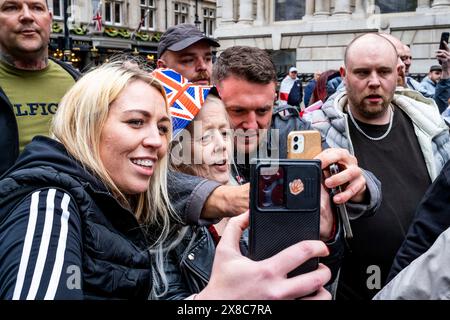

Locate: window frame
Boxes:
[174,1,188,25]
[139,0,156,30]
[104,0,124,26]
[202,7,215,36]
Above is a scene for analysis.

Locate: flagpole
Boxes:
[131,8,150,41]
[63,0,71,62]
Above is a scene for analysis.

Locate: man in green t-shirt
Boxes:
[0,0,79,176]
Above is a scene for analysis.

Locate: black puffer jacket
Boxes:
[0,58,80,177]
[0,136,154,299]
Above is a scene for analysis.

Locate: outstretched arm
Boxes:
[168,170,249,225]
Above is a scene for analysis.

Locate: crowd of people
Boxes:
[1,0,450,300]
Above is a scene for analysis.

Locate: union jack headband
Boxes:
[152,68,212,138]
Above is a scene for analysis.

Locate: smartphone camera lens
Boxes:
[293,144,298,150]
[293,136,299,142]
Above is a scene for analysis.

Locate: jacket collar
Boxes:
[329,90,447,140]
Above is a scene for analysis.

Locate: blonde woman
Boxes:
[0,61,331,300]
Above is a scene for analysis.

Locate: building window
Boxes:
[105,0,123,25]
[174,2,188,25]
[140,0,156,30]
[52,0,62,18]
[203,8,215,36]
[375,0,417,13]
[52,0,72,19]
[275,0,305,21]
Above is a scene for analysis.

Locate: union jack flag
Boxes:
[152,68,211,138]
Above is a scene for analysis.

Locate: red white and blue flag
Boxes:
[153,68,211,138]
[92,1,103,32]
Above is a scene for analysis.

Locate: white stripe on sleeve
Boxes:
[26,189,56,300]
[44,193,71,300]
[12,191,41,300]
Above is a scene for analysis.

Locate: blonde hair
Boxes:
[51,59,181,297]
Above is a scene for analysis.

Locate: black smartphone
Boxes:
[248,159,321,277]
[439,32,449,65]
[439,32,449,50]
[329,164,353,240]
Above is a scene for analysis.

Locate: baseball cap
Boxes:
[430,65,442,72]
[152,68,212,138]
[289,67,298,73]
[157,24,220,58]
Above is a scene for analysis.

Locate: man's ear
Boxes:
[339,66,346,78]
[48,11,53,32]
[157,59,167,69]
[340,66,347,87]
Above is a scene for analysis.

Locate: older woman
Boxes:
[0,61,331,300]
[152,69,236,298]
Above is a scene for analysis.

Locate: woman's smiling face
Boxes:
[99,80,170,194]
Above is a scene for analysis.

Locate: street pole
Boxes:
[194,0,201,29]
[63,0,71,62]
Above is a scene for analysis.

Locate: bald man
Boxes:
[380,33,450,113]
[401,44,421,90]
[305,33,450,299]
[378,33,408,87]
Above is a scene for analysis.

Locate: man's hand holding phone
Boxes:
[287,132,362,239]
[319,182,335,241]
[315,147,367,205]
[437,32,449,78]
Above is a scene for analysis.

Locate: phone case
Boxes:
[287,130,322,160]
[439,32,449,50]
[248,159,321,277]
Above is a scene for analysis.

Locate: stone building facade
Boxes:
[214,0,450,78]
[49,0,217,69]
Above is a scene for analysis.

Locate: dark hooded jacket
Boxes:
[0,136,155,299]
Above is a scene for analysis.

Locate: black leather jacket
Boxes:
[161,226,215,299]
[0,58,80,177]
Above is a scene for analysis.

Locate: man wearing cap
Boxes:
[278,66,303,110]
[419,65,442,98]
[157,24,219,85]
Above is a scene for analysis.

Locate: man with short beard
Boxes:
[0,0,79,176]
[306,33,450,300]
[211,46,386,287]
[157,24,219,85]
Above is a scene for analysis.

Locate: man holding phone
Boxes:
[429,32,450,113]
[212,46,383,284]
[212,46,381,221]
[380,32,450,113]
